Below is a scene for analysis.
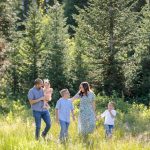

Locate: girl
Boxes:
[43,79,53,109]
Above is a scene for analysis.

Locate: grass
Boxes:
[0,112,149,150]
[0,98,149,150]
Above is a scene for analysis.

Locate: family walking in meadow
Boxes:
[28,78,116,142]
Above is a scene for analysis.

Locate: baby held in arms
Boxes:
[43,79,53,109]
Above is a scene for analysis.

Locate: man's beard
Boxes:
[37,86,41,89]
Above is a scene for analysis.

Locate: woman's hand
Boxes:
[96,115,101,121]
[56,118,59,124]
[72,116,76,121]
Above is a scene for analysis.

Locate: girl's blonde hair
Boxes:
[44,79,50,84]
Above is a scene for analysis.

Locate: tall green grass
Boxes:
[0,97,149,150]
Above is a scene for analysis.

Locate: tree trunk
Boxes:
[109,0,114,54]
[23,0,29,17]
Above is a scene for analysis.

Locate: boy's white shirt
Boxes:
[101,109,116,125]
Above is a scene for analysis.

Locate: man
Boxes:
[28,78,51,140]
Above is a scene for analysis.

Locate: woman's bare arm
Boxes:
[71,91,80,102]
[92,101,96,118]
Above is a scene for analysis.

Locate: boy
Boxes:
[55,89,75,142]
[99,101,116,138]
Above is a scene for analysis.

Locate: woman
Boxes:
[72,82,96,136]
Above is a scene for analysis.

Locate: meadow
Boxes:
[0,96,149,150]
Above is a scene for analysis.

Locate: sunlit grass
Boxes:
[0,98,149,149]
[0,113,149,150]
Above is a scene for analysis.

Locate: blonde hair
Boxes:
[108,101,116,107]
[60,89,68,97]
[44,79,50,84]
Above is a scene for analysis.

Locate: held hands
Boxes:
[96,115,101,121]
[72,116,76,121]
[56,118,59,124]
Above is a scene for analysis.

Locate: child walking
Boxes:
[43,79,53,109]
[99,101,116,138]
[55,89,75,142]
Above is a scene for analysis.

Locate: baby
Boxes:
[43,79,53,109]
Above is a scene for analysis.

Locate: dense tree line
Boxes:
[0,0,149,105]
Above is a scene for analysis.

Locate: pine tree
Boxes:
[63,0,89,36]
[0,0,18,96]
[42,2,69,91]
[0,0,17,40]
[123,1,150,103]
[73,36,89,89]
[0,39,7,78]
[74,0,139,95]
[10,2,48,96]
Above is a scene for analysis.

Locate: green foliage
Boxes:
[0,0,19,98]
[124,103,150,135]
[74,0,141,96]
[0,99,27,116]
[123,3,150,102]
[4,2,72,101]
[0,0,17,40]
[41,2,69,90]
[7,2,48,97]
[63,0,89,35]
[0,0,149,105]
